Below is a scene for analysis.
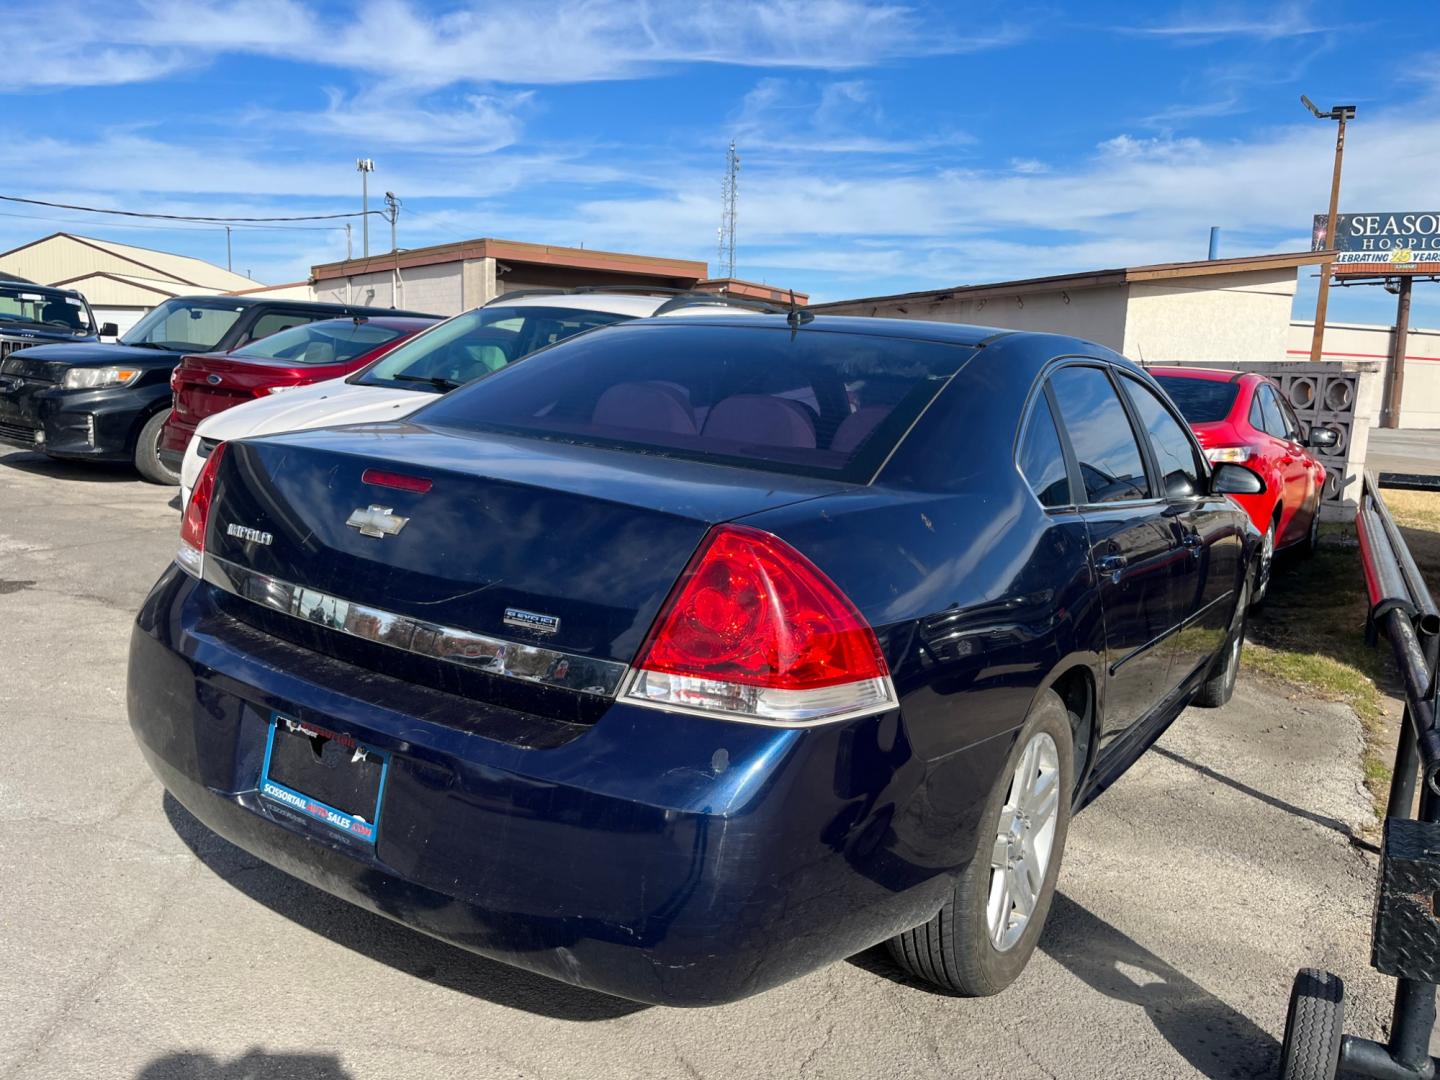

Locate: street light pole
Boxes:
[356,158,375,258]
[1301,95,1356,362]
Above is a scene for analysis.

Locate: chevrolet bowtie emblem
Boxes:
[346,505,409,539]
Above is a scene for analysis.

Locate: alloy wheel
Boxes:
[987,731,1060,952]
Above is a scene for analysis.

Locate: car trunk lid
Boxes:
[203,424,849,673]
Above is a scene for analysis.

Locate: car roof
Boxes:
[169,294,431,316]
[0,279,84,299]
[1148,365,1255,384]
[302,315,440,330]
[492,293,689,317]
[612,312,1076,349]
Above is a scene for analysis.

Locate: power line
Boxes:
[0,208,347,234]
[0,193,384,224]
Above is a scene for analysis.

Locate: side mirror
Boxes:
[99,322,119,338]
[1164,471,1197,500]
[1306,426,1339,449]
[1212,463,1266,496]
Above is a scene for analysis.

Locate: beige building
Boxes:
[0,232,260,336]
[309,237,805,316]
[811,252,1323,365]
[1285,319,1440,429]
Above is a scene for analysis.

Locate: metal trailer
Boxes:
[1280,470,1440,1079]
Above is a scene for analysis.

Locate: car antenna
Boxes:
[786,289,813,336]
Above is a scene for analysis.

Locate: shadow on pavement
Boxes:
[1151,744,1378,854]
[0,451,137,483]
[852,893,1277,1079]
[162,793,646,1022]
[137,1049,353,1079]
[1041,892,1277,1079]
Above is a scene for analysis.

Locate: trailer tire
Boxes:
[1279,968,1344,1080]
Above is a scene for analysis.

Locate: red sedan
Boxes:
[160,315,439,459]
[1150,366,1337,601]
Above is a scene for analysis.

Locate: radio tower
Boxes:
[717,140,739,278]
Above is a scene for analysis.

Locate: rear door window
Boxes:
[1017,392,1072,507]
[1256,384,1290,440]
[1049,365,1150,503]
[1121,374,1205,499]
[414,322,975,482]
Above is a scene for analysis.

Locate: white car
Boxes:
[179,289,772,505]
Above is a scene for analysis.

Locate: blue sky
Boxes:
[2,0,1437,326]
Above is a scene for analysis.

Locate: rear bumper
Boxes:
[160,408,196,455]
[0,381,161,461]
[127,566,973,1005]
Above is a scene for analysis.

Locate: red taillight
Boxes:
[177,441,227,576]
[624,524,894,725]
[362,468,433,494]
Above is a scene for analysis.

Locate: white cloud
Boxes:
[7,0,1006,92]
[1120,2,1334,43]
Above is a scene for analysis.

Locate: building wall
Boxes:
[314,262,465,315]
[815,285,1131,349]
[90,306,144,338]
[1121,268,1297,365]
[1285,320,1440,429]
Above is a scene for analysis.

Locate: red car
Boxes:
[160,315,438,460]
[1150,366,1337,600]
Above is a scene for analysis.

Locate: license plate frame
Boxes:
[259,713,388,844]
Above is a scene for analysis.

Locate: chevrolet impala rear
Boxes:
[127,315,1253,1005]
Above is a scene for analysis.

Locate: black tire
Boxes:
[886,689,1074,996]
[1194,580,1248,708]
[1251,520,1276,608]
[134,410,179,485]
[1279,968,1344,1080]
[1299,500,1322,559]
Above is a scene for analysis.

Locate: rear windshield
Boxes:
[1153,375,1240,424]
[353,304,633,393]
[415,322,973,481]
[238,320,409,364]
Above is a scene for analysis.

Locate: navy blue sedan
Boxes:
[127,314,1262,1005]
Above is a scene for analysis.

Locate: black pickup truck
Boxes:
[0,294,434,483]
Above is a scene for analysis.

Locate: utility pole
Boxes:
[225,225,232,271]
[1383,277,1414,429]
[345,222,352,260]
[356,157,375,258]
[384,191,399,253]
[718,140,739,279]
[1300,95,1356,362]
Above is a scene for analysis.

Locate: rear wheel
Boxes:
[886,690,1074,996]
[134,410,179,486]
[1279,968,1344,1080]
[1299,499,1322,558]
[1193,580,1248,708]
[1251,520,1276,607]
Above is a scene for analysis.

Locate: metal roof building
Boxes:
[0,232,260,335]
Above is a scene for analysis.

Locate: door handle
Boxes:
[1095,554,1127,582]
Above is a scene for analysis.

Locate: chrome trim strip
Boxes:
[201,554,627,697]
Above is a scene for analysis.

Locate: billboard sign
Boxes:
[1313,211,1440,276]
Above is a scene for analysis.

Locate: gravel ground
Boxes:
[0,446,1404,1079]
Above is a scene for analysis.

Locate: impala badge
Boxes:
[346,505,409,539]
[225,523,273,546]
[504,608,560,634]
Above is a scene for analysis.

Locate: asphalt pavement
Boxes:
[0,446,1404,1079]
[1368,427,1440,478]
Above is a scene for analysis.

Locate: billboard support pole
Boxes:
[1308,107,1350,362]
[1383,276,1414,430]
